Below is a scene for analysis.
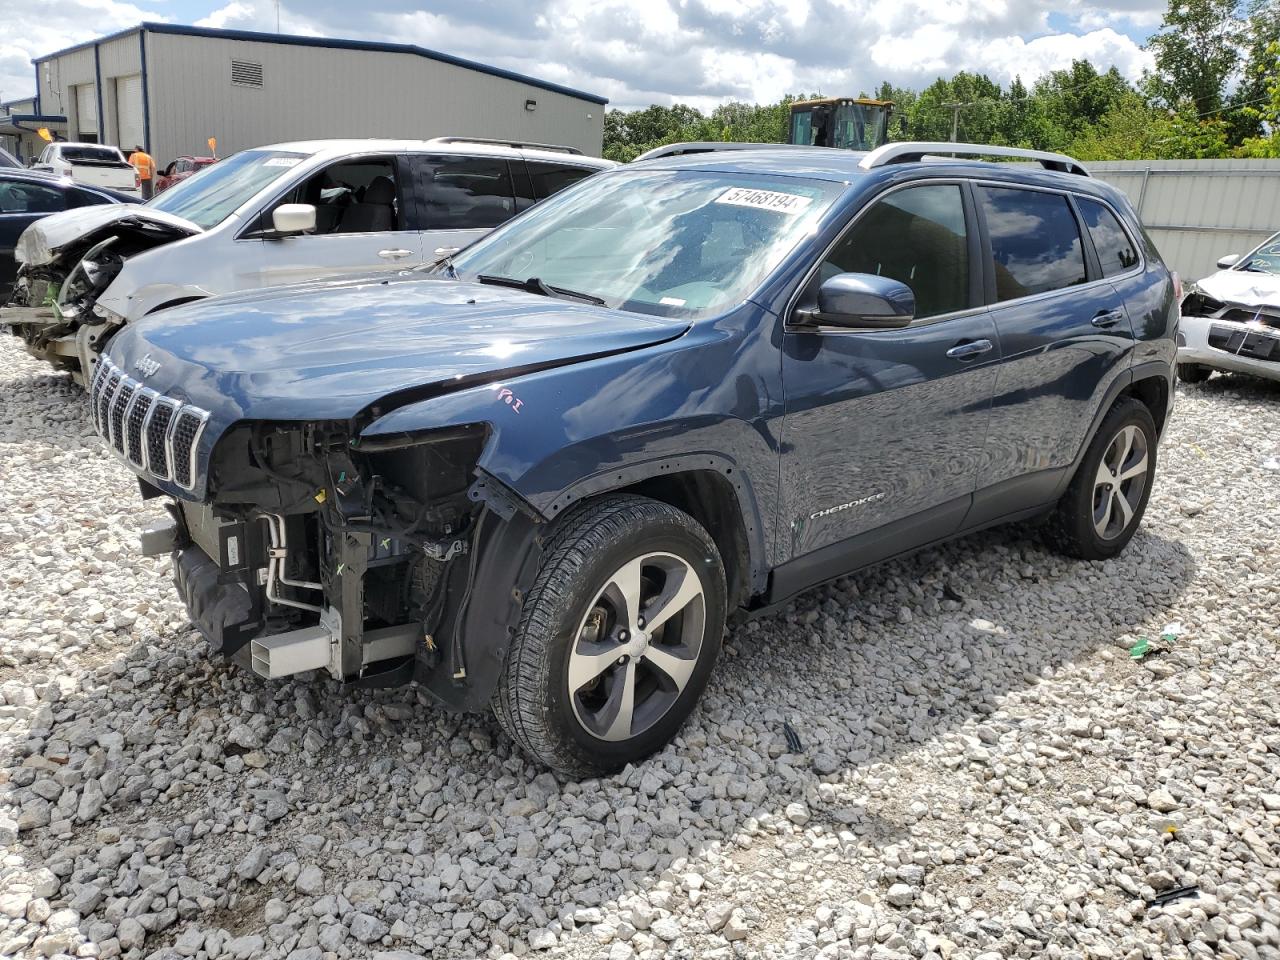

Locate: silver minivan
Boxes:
[4,137,613,382]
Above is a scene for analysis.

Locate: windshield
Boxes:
[61,145,123,163]
[148,149,309,229]
[1237,231,1280,275]
[445,169,842,319]
[832,103,886,150]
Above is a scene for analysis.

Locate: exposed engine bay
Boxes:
[145,420,502,692]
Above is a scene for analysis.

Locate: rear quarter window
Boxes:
[527,162,597,200]
[1077,197,1139,277]
[979,186,1086,300]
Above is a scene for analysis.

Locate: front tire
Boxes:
[1044,397,1157,561]
[493,494,726,776]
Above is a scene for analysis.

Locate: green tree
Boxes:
[1035,62,1133,142]
[1230,1,1280,142]
[1146,0,1246,116]
[1239,41,1280,156]
[601,103,712,161]
[874,81,916,141]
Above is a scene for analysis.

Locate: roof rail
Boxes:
[632,141,808,162]
[860,142,1090,177]
[427,136,583,155]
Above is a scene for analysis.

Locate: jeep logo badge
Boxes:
[135,354,161,378]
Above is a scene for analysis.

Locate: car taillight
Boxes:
[1172,271,1182,303]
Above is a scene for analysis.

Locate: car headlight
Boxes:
[92,302,126,324]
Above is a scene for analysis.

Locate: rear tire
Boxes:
[493,494,726,776]
[1044,397,1157,561]
[1177,362,1212,384]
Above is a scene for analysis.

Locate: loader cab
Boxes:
[788,98,893,151]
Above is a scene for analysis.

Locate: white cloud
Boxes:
[2,0,1163,114]
[978,28,1155,85]
[1,0,168,106]
[194,3,257,29]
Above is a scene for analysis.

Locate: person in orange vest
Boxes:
[128,145,156,200]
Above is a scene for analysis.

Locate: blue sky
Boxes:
[5,0,1167,112]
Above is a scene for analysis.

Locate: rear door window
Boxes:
[979,186,1087,300]
[415,155,516,229]
[1076,197,1139,277]
[526,161,596,200]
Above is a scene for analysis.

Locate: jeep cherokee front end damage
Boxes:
[87,274,694,711]
[145,410,531,697]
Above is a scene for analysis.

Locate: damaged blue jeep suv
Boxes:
[93,142,1176,774]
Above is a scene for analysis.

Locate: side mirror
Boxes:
[795,273,915,329]
[272,203,316,235]
[1216,253,1240,269]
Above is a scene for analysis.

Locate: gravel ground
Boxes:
[1,332,1278,960]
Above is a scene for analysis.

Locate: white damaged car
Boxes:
[1178,231,1280,384]
[3,138,612,384]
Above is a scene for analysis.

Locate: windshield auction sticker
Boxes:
[714,187,813,215]
[264,157,303,167]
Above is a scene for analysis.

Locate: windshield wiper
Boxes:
[477,274,606,306]
[421,252,457,278]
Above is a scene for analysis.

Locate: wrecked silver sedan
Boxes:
[1178,232,1280,384]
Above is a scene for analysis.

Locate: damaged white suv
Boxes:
[1178,231,1280,385]
[3,138,612,383]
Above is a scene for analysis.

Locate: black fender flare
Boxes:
[417,500,546,713]
[539,452,769,594]
[1052,360,1173,501]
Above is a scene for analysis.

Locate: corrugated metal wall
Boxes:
[146,33,605,163]
[38,47,95,138]
[99,35,143,150]
[1090,159,1280,281]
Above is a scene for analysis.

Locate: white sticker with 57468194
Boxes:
[714,187,813,215]
[264,156,302,167]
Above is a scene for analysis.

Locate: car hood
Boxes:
[15,205,201,265]
[1195,269,1280,309]
[108,273,688,424]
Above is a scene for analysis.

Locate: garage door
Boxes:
[75,83,98,139]
[116,75,144,149]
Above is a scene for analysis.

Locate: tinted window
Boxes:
[815,184,970,319]
[59,145,122,163]
[419,156,515,229]
[0,181,66,214]
[1077,197,1138,277]
[980,187,1086,300]
[527,162,595,201]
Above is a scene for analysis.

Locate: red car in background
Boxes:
[155,156,217,194]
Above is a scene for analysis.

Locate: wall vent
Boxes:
[231,60,264,88]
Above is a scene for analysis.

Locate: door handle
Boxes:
[1092,309,1126,328]
[946,339,993,360]
[378,248,413,260]
[433,246,461,256]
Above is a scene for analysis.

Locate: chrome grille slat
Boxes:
[109,381,136,453]
[126,389,154,465]
[89,356,210,491]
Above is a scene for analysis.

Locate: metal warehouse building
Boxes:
[4,23,607,164]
